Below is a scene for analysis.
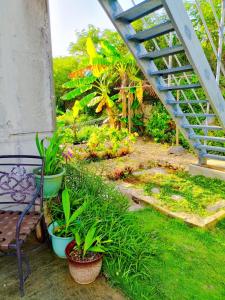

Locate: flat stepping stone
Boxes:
[151,187,160,194]
[171,195,184,201]
[148,167,168,175]
[207,200,225,212]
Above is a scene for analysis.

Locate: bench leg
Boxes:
[16,246,24,297]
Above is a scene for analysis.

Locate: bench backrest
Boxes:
[0,155,44,208]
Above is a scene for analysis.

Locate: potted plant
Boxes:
[65,222,111,284]
[48,189,86,258]
[34,131,65,198]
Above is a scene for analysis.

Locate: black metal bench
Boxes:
[0,155,45,296]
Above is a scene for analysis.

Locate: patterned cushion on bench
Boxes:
[0,210,40,250]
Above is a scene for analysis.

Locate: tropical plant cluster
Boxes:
[54,0,225,148]
[63,125,137,161]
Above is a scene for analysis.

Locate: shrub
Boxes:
[57,124,100,145]
[145,103,175,143]
[146,102,190,148]
[87,125,137,159]
[59,126,75,144]
[75,125,98,143]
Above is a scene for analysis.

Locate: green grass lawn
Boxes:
[106,207,225,300]
[65,164,225,300]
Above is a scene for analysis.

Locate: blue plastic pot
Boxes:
[48,222,73,258]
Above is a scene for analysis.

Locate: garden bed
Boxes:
[86,137,197,177]
[117,167,225,228]
[78,138,225,227]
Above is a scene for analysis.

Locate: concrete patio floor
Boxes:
[0,236,125,300]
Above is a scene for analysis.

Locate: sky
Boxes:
[49,0,134,57]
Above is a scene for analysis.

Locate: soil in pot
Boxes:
[65,241,103,284]
[70,249,102,263]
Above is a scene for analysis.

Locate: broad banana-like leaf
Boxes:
[86,37,97,64]
[110,94,119,101]
[69,65,92,79]
[87,96,102,107]
[101,40,121,58]
[62,85,92,100]
[92,57,109,67]
[72,101,81,118]
[63,75,96,89]
[92,65,105,77]
[79,92,97,108]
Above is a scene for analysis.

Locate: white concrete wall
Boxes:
[0,0,54,155]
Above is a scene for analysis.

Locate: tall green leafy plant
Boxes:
[35,131,64,175]
[73,222,112,258]
[53,189,86,237]
[62,37,119,127]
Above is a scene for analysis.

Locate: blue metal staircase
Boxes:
[98,0,225,164]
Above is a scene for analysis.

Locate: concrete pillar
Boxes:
[0,0,54,155]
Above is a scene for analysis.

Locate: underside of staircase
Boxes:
[98,0,225,166]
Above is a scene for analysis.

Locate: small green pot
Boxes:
[48,222,73,258]
[33,167,65,199]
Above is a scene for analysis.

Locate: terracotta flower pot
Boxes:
[65,240,103,284]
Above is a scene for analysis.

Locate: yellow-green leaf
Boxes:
[96,100,105,113]
[87,96,102,107]
[136,82,143,104]
[86,37,97,63]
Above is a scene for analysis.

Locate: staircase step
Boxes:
[167,100,208,104]
[202,154,225,161]
[182,125,222,130]
[128,21,174,42]
[115,0,163,22]
[159,83,201,91]
[150,65,193,76]
[160,84,201,92]
[175,113,215,117]
[139,45,184,59]
[190,135,225,142]
[197,145,225,153]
